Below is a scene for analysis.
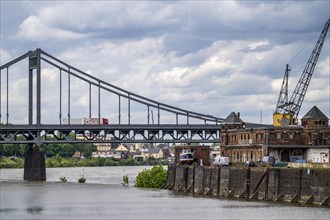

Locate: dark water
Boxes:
[1,167,329,220]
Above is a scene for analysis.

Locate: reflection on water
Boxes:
[0,208,18,213]
[1,167,329,220]
[222,204,272,209]
[26,206,43,214]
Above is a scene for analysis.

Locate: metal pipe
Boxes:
[89,83,91,118]
[36,50,41,125]
[128,94,131,125]
[157,104,160,125]
[118,95,121,124]
[28,53,36,125]
[147,105,150,125]
[0,67,2,124]
[59,69,62,124]
[68,67,71,124]
[98,81,101,124]
[6,67,9,124]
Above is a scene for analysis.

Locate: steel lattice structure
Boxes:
[277,18,330,120]
[0,49,224,145]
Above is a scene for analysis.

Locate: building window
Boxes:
[294,133,301,140]
[282,133,289,141]
[269,133,276,140]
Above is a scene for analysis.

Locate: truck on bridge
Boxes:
[62,118,109,125]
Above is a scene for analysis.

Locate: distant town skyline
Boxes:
[1,1,329,125]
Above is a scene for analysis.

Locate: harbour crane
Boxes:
[273,17,330,126]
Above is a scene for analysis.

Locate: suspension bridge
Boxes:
[0,49,226,146]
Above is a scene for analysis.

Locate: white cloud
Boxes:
[1,0,329,125]
[0,49,12,64]
[16,15,87,41]
[248,40,270,50]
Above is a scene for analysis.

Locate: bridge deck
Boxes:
[0,124,221,144]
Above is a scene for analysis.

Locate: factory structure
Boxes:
[220,107,329,163]
[220,18,330,164]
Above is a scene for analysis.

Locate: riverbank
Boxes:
[165,165,330,207]
[0,156,168,169]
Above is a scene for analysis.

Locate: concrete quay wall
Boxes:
[168,165,330,206]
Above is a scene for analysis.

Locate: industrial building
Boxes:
[220,106,330,163]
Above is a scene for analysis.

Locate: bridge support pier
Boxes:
[24,145,46,181]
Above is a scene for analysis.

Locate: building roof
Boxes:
[244,122,273,129]
[115,145,129,152]
[147,148,161,154]
[223,111,273,129]
[223,112,244,124]
[301,106,328,120]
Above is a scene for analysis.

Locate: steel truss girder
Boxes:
[0,124,220,144]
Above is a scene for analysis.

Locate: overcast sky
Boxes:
[0,0,329,125]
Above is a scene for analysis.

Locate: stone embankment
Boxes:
[162,165,330,206]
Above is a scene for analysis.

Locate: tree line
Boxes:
[0,143,96,158]
[0,128,97,158]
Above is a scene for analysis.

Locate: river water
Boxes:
[0,166,329,220]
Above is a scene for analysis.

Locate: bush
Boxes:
[135,165,167,188]
[60,159,72,167]
[104,158,120,166]
[0,158,17,168]
[78,177,86,183]
[15,158,24,168]
[0,158,24,168]
[122,174,129,186]
[119,158,141,166]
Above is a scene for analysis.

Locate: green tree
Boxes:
[80,144,97,158]
[135,165,167,188]
[42,142,97,158]
[59,144,76,157]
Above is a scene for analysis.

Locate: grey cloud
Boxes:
[1,1,329,125]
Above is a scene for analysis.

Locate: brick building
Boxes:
[220,106,330,163]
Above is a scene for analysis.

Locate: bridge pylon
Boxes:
[23,49,46,181]
[24,144,46,181]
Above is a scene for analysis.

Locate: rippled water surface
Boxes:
[1,167,329,220]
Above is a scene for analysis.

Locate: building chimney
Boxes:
[237,112,240,118]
